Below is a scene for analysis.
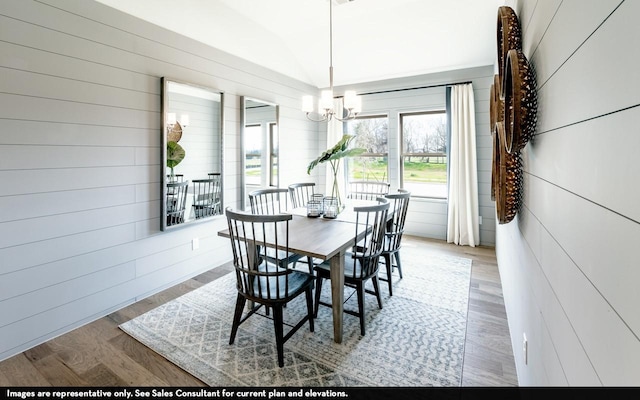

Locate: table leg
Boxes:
[329,249,345,343]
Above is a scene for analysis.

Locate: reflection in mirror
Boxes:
[240,97,279,210]
[162,77,224,231]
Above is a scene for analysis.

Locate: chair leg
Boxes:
[356,282,366,336]
[314,275,323,318]
[229,294,246,345]
[383,253,393,296]
[305,287,315,332]
[307,256,314,274]
[371,275,383,310]
[272,305,285,368]
[394,251,403,279]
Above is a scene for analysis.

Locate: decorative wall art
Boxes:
[491,6,537,224]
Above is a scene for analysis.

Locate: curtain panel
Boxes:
[447,83,480,247]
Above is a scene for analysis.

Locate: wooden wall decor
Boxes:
[491,5,536,225]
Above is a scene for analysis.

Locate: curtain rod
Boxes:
[357,80,473,97]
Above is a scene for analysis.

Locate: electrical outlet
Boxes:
[192,237,200,250]
[523,333,528,365]
[479,216,483,225]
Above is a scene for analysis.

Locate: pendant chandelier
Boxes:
[302,0,361,122]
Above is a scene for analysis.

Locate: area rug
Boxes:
[119,252,472,387]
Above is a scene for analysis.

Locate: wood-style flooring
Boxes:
[0,236,518,387]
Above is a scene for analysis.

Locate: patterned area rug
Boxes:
[119,252,472,387]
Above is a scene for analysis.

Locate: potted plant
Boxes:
[307,134,365,212]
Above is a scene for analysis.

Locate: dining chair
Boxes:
[347,180,390,200]
[313,198,390,336]
[288,182,316,208]
[379,189,411,296]
[166,181,188,226]
[192,177,221,218]
[225,208,315,368]
[249,188,314,273]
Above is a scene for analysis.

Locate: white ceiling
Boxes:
[96,0,503,88]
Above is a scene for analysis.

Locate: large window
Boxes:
[344,115,389,182]
[244,124,262,186]
[400,111,448,198]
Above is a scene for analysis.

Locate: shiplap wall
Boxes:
[0,0,319,361]
[330,66,496,245]
[497,0,640,385]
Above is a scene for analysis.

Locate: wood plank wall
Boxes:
[497,0,640,385]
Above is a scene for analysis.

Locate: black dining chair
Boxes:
[347,180,390,201]
[166,181,188,226]
[192,177,222,218]
[313,198,390,336]
[379,189,411,296]
[249,188,314,273]
[288,182,316,208]
[225,208,315,368]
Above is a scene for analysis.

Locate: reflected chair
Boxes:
[166,181,188,226]
[192,177,222,218]
[288,182,316,208]
[313,198,390,336]
[225,208,315,368]
[347,180,390,200]
[379,190,411,296]
[249,188,313,273]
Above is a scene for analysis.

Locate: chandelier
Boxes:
[302,0,361,122]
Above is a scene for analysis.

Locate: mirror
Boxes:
[161,77,224,230]
[240,97,279,209]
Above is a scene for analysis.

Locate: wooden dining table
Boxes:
[217,211,369,344]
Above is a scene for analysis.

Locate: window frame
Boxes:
[399,110,449,199]
[344,114,390,183]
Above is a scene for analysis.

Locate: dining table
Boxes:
[217,205,377,344]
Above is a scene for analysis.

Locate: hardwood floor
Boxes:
[0,236,518,387]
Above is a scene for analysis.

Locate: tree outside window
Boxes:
[344,115,389,182]
[400,111,448,198]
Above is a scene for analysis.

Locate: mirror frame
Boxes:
[240,96,280,210]
[161,77,225,231]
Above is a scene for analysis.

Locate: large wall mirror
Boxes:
[240,97,279,209]
[161,77,224,231]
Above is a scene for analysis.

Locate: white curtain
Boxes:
[325,99,345,197]
[447,83,480,247]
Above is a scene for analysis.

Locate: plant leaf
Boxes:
[307,134,366,174]
[167,141,186,169]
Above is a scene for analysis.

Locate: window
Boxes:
[400,111,448,198]
[244,124,262,186]
[269,122,278,187]
[344,115,389,182]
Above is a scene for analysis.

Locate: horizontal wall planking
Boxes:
[535,0,640,134]
[0,260,135,328]
[524,175,640,383]
[404,221,446,240]
[0,165,158,196]
[0,201,157,249]
[0,94,160,130]
[524,105,640,224]
[0,145,137,170]
[0,120,159,148]
[0,185,136,223]
[530,0,623,90]
[0,68,159,112]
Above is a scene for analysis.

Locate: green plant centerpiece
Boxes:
[166,141,186,180]
[307,134,365,212]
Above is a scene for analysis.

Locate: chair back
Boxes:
[225,208,295,301]
[166,181,188,226]
[288,182,316,208]
[249,188,289,214]
[349,198,390,279]
[192,177,222,218]
[347,180,390,200]
[384,190,411,252]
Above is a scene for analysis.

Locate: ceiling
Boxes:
[96,0,504,88]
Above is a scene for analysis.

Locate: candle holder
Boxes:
[323,196,339,219]
[311,194,325,215]
[307,200,322,218]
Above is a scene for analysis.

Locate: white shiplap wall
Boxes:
[0,0,319,361]
[497,0,640,385]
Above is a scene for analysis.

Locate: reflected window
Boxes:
[244,124,262,186]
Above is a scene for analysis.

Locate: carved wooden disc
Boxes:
[495,122,522,224]
[503,49,538,154]
[497,6,522,89]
